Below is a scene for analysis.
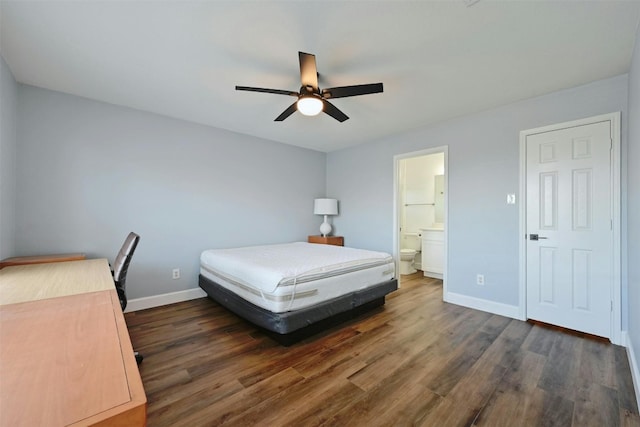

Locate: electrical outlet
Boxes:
[172,268,180,279]
[507,194,516,204]
[476,274,485,285]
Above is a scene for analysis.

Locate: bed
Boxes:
[199,242,397,345]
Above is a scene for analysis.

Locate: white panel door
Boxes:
[526,120,612,338]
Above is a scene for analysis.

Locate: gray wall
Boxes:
[627,23,640,383]
[15,85,326,299]
[0,56,17,259]
[327,75,628,313]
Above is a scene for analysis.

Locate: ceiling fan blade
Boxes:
[274,102,298,121]
[236,86,298,97]
[322,100,349,122]
[299,52,319,90]
[322,83,383,99]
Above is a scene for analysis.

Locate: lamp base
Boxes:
[320,216,332,237]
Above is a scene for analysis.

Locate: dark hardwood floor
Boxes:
[125,272,640,426]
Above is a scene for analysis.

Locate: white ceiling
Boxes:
[1,1,639,152]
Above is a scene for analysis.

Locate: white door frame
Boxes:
[518,112,621,344]
[393,146,448,291]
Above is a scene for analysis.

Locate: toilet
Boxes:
[399,233,421,275]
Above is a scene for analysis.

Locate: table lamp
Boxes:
[314,198,338,237]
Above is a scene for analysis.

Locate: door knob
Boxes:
[529,234,548,241]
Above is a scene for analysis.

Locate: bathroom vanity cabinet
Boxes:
[421,229,444,279]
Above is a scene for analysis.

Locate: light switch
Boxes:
[507,194,516,204]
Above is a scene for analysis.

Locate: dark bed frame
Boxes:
[199,274,398,346]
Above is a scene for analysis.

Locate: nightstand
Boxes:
[308,235,344,246]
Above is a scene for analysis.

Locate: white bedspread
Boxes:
[200,242,393,293]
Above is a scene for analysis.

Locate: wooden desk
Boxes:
[0,259,114,306]
[0,253,86,269]
[0,259,146,426]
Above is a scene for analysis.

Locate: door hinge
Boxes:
[611,300,613,312]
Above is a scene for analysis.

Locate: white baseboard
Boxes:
[124,287,207,312]
[624,331,640,412]
[444,291,520,319]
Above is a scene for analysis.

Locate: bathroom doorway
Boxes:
[393,147,448,293]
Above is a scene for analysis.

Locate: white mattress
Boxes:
[200,242,395,313]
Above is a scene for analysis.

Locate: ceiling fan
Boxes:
[235,51,383,122]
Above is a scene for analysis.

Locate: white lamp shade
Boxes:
[314,198,338,215]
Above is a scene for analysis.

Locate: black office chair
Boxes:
[112,232,143,364]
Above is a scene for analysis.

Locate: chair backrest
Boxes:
[113,232,140,311]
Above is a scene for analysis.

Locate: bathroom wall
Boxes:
[401,153,445,234]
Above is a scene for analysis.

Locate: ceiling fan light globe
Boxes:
[297,97,323,116]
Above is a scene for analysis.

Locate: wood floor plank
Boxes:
[523,322,561,356]
[279,379,367,427]
[346,315,442,391]
[330,330,474,426]
[615,345,640,413]
[178,367,306,426]
[537,331,583,399]
[416,395,479,427]
[328,379,440,426]
[147,378,245,427]
[572,383,620,427]
[124,274,640,427]
[538,388,575,427]
[621,408,640,426]
[373,384,443,427]
[579,338,617,389]
[223,358,366,426]
[139,328,264,376]
[500,349,548,392]
[465,350,547,425]
[446,353,507,412]
[426,329,499,396]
